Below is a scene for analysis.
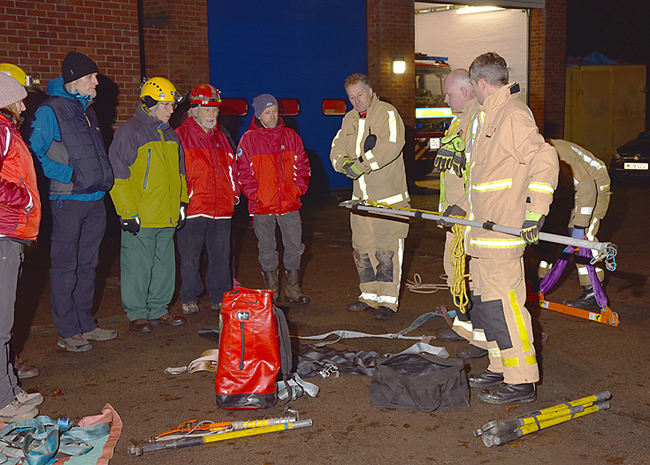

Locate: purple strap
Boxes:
[539,246,573,294]
[578,246,608,308]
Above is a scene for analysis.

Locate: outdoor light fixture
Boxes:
[456,6,504,15]
[392,57,406,74]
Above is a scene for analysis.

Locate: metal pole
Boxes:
[339,200,617,254]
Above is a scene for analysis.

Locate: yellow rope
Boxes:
[449,222,470,314]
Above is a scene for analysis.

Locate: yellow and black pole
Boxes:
[475,392,611,447]
[129,419,313,456]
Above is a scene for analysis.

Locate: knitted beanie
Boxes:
[252,94,278,118]
[62,52,99,84]
[0,72,27,109]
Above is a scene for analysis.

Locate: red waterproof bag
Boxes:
[216,287,281,409]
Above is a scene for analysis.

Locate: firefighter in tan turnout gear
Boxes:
[433,69,489,360]
[538,139,611,310]
[330,73,409,321]
[464,53,559,404]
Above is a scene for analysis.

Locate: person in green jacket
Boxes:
[108,77,189,333]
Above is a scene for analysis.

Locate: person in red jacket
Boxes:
[236,94,310,304]
[176,84,238,314]
[0,71,44,421]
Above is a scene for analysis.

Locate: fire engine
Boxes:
[414,53,453,173]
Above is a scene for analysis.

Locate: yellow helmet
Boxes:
[0,63,39,87]
[140,77,183,103]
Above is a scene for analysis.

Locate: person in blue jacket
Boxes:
[30,52,117,353]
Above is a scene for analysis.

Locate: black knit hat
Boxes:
[62,52,99,84]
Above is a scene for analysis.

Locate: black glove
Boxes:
[121,217,140,235]
[177,202,188,229]
[438,204,466,228]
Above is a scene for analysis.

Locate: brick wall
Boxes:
[142,0,210,99]
[529,0,567,138]
[367,0,415,127]
[0,0,141,125]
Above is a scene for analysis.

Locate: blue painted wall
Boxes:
[207,0,367,190]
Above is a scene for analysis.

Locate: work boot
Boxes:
[262,269,280,303]
[347,301,373,312]
[563,285,601,311]
[468,371,504,389]
[436,329,465,342]
[285,270,310,304]
[477,383,537,404]
[456,345,488,359]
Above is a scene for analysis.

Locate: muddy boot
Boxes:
[262,269,280,304]
[563,285,600,311]
[284,270,310,304]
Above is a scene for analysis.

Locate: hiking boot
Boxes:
[16,389,43,407]
[347,301,373,312]
[0,400,38,422]
[182,302,200,315]
[83,327,118,341]
[285,270,310,304]
[468,371,504,388]
[373,306,394,320]
[57,334,93,352]
[262,269,280,303]
[563,285,601,311]
[149,313,187,326]
[15,357,39,379]
[456,345,488,359]
[477,383,537,404]
[436,329,465,342]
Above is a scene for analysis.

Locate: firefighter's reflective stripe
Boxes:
[330,130,342,169]
[356,119,366,158]
[472,179,512,192]
[508,289,531,353]
[577,267,589,275]
[387,110,397,143]
[377,191,408,205]
[528,181,555,195]
[365,150,381,170]
[503,355,537,367]
[488,347,501,357]
[453,319,473,333]
[570,144,606,170]
[360,292,378,302]
[469,237,526,248]
[599,183,610,191]
[377,295,398,305]
[473,329,487,342]
[580,206,594,215]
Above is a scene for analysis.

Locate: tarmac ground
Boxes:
[12,175,650,464]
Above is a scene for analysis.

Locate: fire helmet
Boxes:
[189,84,222,107]
[140,77,183,103]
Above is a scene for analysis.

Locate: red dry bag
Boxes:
[216,287,281,409]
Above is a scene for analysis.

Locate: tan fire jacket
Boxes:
[330,95,409,207]
[465,83,559,259]
[548,139,611,228]
[439,97,480,214]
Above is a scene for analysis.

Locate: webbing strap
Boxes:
[296,311,456,347]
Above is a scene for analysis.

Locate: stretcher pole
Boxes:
[339,200,617,256]
[481,401,609,447]
[129,419,313,456]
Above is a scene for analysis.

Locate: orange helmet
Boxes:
[189,84,222,106]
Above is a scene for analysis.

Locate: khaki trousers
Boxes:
[469,256,539,384]
[350,212,409,311]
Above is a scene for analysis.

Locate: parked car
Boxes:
[610,131,650,179]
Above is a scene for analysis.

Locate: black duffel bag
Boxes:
[369,353,469,412]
